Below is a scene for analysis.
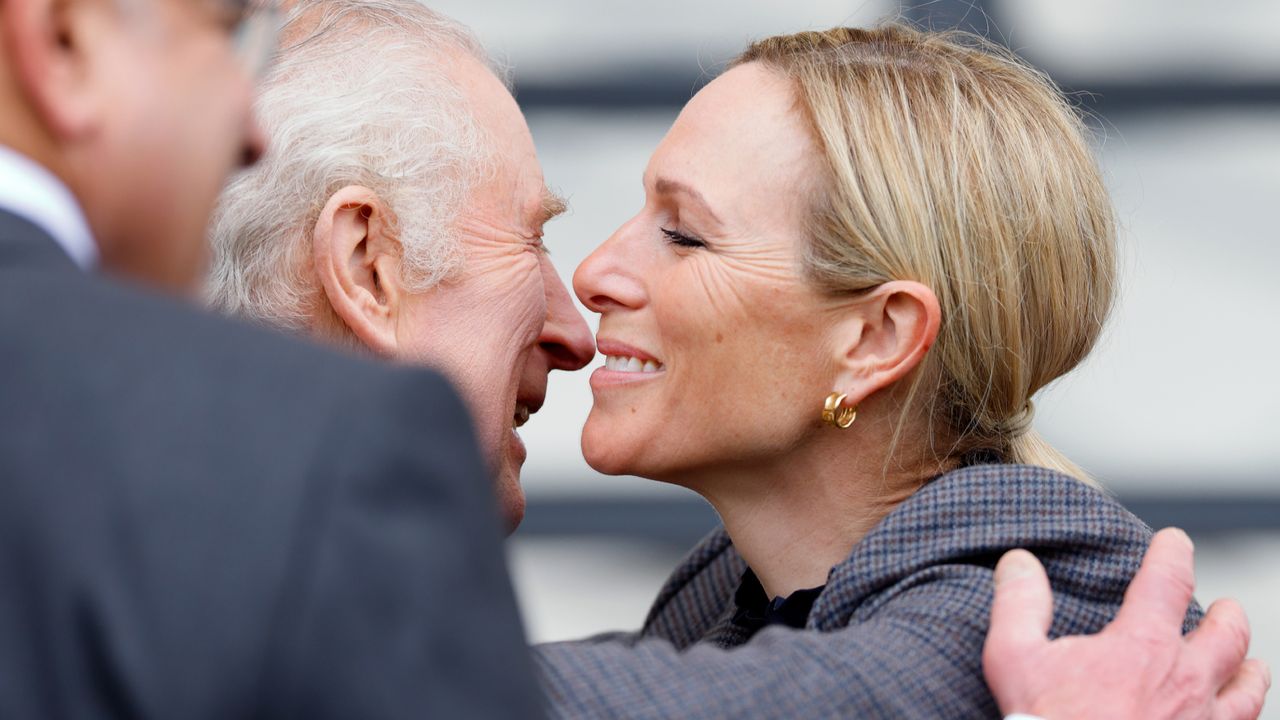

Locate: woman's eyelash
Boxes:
[661,228,707,249]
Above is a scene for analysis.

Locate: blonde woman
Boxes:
[536,26,1205,717]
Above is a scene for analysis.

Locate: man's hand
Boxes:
[983,528,1270,720]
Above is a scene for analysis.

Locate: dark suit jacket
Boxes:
[0,210,542,719]
[536,464,1203,719]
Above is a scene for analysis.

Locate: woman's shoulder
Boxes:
[851,463,1150,574]
[814,463,1198,636]
[877,463,1148,558]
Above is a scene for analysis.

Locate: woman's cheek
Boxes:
[659,258,759,338]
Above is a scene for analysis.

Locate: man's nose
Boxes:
[539,264,595,372]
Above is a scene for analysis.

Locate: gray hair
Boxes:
[206,0,504,329]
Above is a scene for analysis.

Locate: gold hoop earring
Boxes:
[822,392,857,429]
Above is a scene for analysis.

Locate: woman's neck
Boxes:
[693,441,936,600]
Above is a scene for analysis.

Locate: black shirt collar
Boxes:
[731,568,825,638]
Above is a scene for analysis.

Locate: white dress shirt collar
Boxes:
[0,144,98,270]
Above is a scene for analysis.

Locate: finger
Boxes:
[1187,598,1252,689]
[1113,527,1197,634]
[986,549,1053,657]
[1212,658,1270,720]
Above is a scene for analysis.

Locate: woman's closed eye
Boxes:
[661,227,707,249]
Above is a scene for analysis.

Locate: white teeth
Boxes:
[603,355,664,374]
[513,403,530,429]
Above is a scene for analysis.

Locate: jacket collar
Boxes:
[0,209,83,274]
[0,146,97,270]
[642,463,1130,640]
[808,464,1124,629]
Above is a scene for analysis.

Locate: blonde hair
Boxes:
[734,25,1116,482]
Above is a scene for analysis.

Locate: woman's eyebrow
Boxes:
[653,177,724,225]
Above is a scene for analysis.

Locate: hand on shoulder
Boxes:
[984,528,1270,720]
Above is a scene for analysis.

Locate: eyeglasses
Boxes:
[231,0,282,80]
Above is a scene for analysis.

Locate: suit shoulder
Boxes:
[2,266,454,406]
[0,268,469,495]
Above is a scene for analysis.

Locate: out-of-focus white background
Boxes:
[432,0,1278,708]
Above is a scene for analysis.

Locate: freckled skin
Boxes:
[573,64,855,488]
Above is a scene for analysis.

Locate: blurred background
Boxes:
[433,0,1279,700]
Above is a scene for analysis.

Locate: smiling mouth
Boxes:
[602,355,664,374]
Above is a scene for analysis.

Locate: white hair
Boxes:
[206,0,505,329]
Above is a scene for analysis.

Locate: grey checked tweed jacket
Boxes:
[535,464,1203,719]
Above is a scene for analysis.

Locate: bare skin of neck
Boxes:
[688,413,954,600]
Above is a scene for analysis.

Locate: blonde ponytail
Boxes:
[1009,430,1096,487]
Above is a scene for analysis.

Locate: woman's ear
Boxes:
[312,185,403,356]
[830,280,941,406]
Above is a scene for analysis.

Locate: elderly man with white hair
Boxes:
[207,1,1269,718]
[208,0,595,532]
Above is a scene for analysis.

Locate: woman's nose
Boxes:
[539,262,595,372]
[573,221,647,314]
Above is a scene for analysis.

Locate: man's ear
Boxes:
[2,0,106,140]
[829,280,941,407]
[312,186,403,356]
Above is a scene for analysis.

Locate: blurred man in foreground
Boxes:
[0,0,541,716]
[205,1,1269,718]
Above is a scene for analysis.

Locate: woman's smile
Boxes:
[590,338,667,388]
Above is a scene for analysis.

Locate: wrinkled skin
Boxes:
[396,52,592,530]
